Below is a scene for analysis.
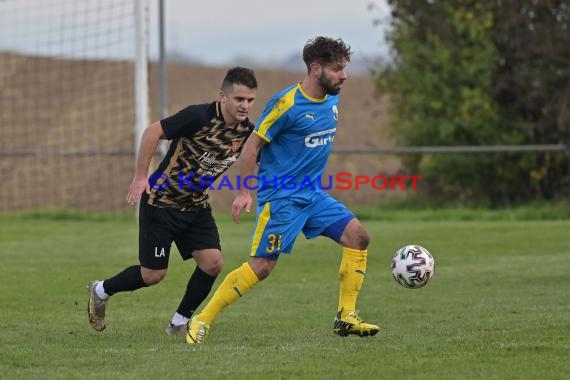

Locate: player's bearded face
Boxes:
[318,60,348,95]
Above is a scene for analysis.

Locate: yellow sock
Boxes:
[337,247,367,317]
[197,262,260,325]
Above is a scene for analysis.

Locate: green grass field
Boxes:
[1,213,569,379]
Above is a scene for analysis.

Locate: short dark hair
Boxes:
[221,66,257,91]
[302,36,352,72]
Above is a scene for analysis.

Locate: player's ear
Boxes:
[219,90,226,103]
[309,62,321,76]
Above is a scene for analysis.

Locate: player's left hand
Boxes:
[232,191,252,223]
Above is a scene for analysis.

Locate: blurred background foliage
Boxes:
[372,0,569,207]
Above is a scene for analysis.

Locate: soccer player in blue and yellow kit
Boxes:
[186,37,380,344]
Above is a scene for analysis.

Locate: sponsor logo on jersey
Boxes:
[304,128,336,148]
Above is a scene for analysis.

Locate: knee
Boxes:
[200,255,224,277]
[248,258,276,281]
[357,228,371,250]
[193,249,224,277]
[141,268,167,285]
[340,219,370,250]
[254,266,272,281]
[349,226,370,250]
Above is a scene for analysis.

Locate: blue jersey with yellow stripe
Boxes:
[254,83,339,202]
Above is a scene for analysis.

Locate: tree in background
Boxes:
[493,0,569,200]
[373,0,569,206]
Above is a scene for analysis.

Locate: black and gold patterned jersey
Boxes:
[145,101,253,210]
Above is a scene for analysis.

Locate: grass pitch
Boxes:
[0,213,569,379]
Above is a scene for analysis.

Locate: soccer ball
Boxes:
[391,245,435,289]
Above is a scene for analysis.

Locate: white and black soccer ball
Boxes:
[391,245,435,289]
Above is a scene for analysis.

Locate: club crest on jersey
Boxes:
[231,139,242,153]
[332,105,338,120]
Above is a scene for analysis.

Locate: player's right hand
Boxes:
[127,176,150,205]
[232,192,252,223]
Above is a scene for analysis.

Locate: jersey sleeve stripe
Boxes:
[253,130,270,142]
[256,86,297,140]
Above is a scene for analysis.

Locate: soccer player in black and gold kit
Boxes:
[87,67,257,335]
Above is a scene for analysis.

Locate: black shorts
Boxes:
[138,201,221,269]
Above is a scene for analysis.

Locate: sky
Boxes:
[0,0,391,67]
[148,0,391,65]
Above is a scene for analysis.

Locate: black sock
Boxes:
[103,265,148,296]
[176,266,217,318]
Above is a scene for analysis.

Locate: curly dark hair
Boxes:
[221,66,258,91]
[302,36,352,72]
